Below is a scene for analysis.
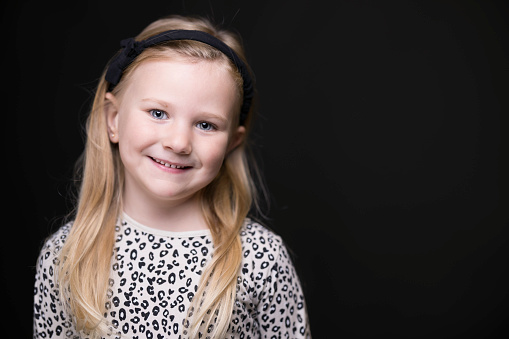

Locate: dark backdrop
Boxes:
[2,0,508,338]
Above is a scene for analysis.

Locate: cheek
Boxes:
[199,138,229,170]
[117,114,152,149]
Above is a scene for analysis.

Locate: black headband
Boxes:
[105,30,253,125]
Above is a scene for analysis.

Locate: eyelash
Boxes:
[149,109,168,120]
[148,109,217,131]
[196,121,217,131]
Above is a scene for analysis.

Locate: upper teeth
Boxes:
[153,157,185,169]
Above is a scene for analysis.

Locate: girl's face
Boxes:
[105,57,245,209]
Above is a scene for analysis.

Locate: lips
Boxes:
[149,156,191,169]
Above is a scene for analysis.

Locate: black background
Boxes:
[2,0,508,338]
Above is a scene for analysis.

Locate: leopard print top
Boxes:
[33,214,311,338]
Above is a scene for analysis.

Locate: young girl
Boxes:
[33,15,311,339]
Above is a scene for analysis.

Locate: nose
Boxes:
[162,123,192,154]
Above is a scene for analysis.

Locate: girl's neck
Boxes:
[122,193,208,232]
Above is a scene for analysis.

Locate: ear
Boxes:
[227,125,246,153]
[104,92,120,143]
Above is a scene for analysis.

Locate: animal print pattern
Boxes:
[33,214,311,338]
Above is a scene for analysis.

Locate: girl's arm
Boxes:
[33,225,77,339]
[255,235,312,338]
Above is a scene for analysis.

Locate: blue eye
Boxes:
[149,109,168,120]
[197,122,215,131]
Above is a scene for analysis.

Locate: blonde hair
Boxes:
[57,15,260,338]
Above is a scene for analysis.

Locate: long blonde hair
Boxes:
[57,15,260,338]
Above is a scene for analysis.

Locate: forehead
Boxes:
[119,57,241,117]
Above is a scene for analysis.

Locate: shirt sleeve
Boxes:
[256,237,311,338]
[33,226,77,339]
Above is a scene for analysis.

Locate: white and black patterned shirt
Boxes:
[33,214,311,338]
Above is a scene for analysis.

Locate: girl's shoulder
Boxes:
[36,222,73,264]
[239,218,294,273]
[240,218,285,252]
[241,218,282,239]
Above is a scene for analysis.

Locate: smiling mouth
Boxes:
[149,156,191,169]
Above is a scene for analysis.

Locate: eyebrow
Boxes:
[141,98,169,108]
